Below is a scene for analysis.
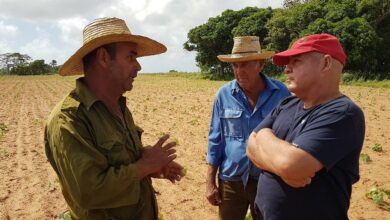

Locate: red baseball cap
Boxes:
[272,33,346,66]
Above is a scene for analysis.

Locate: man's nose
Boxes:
[135,59,141,72]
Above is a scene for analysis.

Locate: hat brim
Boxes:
[272,48,317,66]
[217,51,274,63]
[59,34,167,76]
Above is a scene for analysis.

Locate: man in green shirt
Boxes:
[45,17,184,220]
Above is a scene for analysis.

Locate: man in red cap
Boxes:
[246,34,365,219]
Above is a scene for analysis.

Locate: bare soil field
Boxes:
[0,74,389,220]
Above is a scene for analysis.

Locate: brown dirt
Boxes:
[0,75,389,220]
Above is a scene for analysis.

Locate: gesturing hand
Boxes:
[136,134,177,179]
[150,161,185,183]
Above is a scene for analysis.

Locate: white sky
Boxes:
[0,0,283,73]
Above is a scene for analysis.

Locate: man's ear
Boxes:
[322,54,332,72]
[96,47,111,68]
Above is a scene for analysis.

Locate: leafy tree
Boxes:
[50,60,57,68]
[0,53,31,74]
[332,17,380,72]
[184,7,260,79]
[283,0,312,8]
[185,0,390,80]
[10,59,52,75]
[267,0,389,78]
[232,7,274,46]
[358,0,390,74]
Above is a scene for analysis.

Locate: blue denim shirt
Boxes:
[207,75,290,183]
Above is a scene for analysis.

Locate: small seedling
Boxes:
[366,187,390,205]
[174,137,180,145]
[158,212,164,220]
[371,143,382,152]
[56,211,71,220]
[181,167,188,176]
[360,153,371,163]
[244,209,253,220]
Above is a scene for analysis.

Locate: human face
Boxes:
[283,52,323,96]
[108,42,141,93]
[231,61,263,91]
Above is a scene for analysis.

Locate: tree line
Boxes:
[0,52,58,75]
[184,0,390,80]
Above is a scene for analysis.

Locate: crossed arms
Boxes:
[246,128,323,187]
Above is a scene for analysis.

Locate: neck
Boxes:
[302,89,341,109]
[241,77,265,109]
[84,74,122,114]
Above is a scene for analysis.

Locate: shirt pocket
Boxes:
[98,139,131,166]
[220,109,243,138]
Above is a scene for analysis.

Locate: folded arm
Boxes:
[246,128,323,187]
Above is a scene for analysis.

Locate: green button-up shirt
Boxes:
[45,78,157,220]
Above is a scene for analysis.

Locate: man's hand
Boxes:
[205,165,221,206]
[282,176,313,188]
[136,134,177,180]
[150,161,185,183]
[206,181,221,206]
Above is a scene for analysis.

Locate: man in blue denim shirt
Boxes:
[206,36,290,220]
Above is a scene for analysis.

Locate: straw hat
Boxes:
[217,36,274,62]
[59,17,167,76]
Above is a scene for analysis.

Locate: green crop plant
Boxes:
[181,167,188,176]
[366,187,390,205]
[371,143,383,152]
[56,211,71,220]
[360,153,371,163]
[244,209,253,220]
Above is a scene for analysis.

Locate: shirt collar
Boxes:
[262,74,280,92]
[75,77,99,110]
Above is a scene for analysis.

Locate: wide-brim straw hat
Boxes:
[59,17,167,76]
[217,36,274,62]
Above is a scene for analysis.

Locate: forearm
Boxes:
[250,128,321,185]
[246,132,273,171]
[206,165,218,185]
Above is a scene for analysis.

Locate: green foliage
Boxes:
[360,153,372,163]
[1,52,58,75]
[232,7,274,44]
[245,209,253,220]
[366,187,390,205]
[185,0,390,80]
[371,143,383,152]
[56,211,71,220]
[10,59,53,75]
[181,167,188,176]
[332,18,380,71]
[184,7,262,77]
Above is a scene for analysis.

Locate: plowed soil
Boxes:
[0,74,389,220]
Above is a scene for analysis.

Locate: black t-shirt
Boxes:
[254,96,365,220]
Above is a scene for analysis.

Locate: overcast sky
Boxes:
[0,0,283,73]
